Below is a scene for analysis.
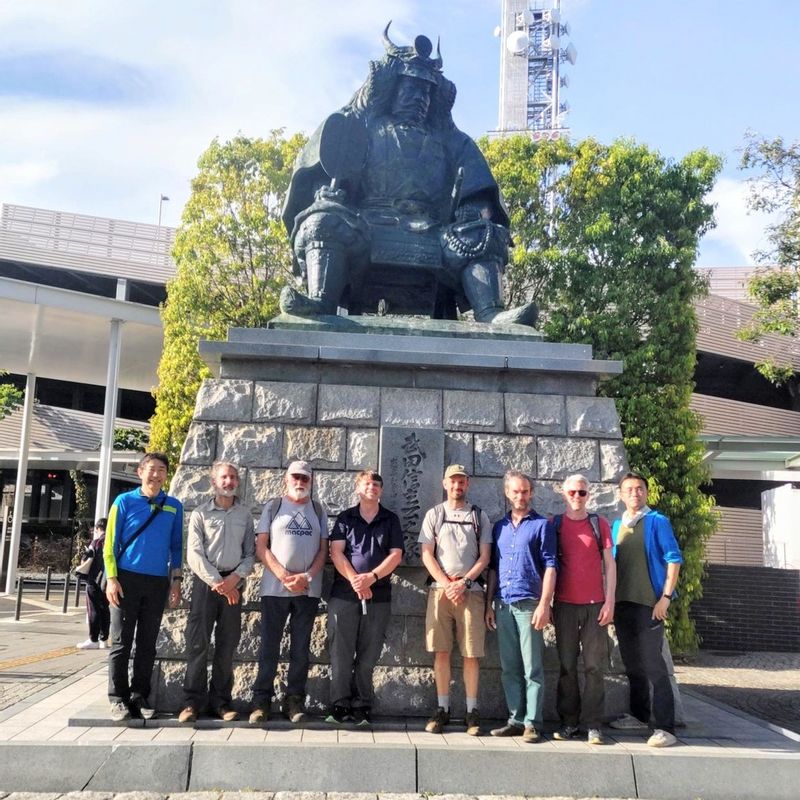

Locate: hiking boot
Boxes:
[609,713,647,730]
[647,729,677,748]
[283,694,307,724]
[464,709,481,736]
[553,724,580,740]
[522,725,540,743]
[109,701,130,722]
[490,723,525,737]
[425,706,450,734]
[325,705,352,724]
[587,728,604,745]
[215,705,239,722]
[178,706,197,724]
[249,706,269,725]
[76,639,99,650]
[352,706,372,726]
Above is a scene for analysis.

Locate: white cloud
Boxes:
[0,159,59,192]
[698,176,775,267]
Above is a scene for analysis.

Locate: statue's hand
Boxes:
[314,185,348,205]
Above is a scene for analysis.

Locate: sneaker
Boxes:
[490,723,525,737]
[76,639,99,650]
[248,706,269,725]
[522,725,540,743]
[647,729,678,748]
[99,639,109,649]
[283,694,307,724]
[352,706,372,726]
[178,706,197,724]
[130,697,156,720]
[425,706,450,734]
[553,724,580,740]
[609,713,647,730]
[325,704,352,724]
[587,728,604,745]
[464,709,481,736]
[109,701,130,722]
[215,705,239,722]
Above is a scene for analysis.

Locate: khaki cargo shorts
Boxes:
[425,587,486,658]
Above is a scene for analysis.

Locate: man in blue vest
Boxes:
[104,452,184,722]
[611,471,683,748]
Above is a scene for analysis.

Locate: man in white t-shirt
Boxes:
[418,464,492,736]
[249,461,328,726]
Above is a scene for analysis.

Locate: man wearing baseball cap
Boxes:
[249,460,327,726]
[418,464,492,736]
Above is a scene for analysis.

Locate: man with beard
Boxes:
[280,24,537,326]
[178,461,255,723]
[419,465,491,736]
[249,461,327,726]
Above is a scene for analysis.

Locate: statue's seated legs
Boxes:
[461,261,539,327]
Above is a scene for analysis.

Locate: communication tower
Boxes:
[493,0,576,140]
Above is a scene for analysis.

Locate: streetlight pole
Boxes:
[158,194,170,227]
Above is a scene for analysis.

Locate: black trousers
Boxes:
[614,600,675,733]
[181,575,242,712]
[85,580,110,642]
[108,569,169,704]
[252,594,319,707]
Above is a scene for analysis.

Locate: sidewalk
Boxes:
[2,593,799,800]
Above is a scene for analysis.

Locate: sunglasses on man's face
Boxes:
[290,474,310,483]
[566,489,588,497]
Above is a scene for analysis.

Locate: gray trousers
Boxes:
[327,596,391,708]
[181,575,242,712]
[554,601,610,729]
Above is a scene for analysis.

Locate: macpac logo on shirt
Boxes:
[286,511,313,537]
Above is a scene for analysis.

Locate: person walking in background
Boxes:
[76,518,110,650]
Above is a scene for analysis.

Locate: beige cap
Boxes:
[444,464,469,479]
[286,460,312,478]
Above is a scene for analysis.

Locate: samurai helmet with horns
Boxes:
[382,21,442,84]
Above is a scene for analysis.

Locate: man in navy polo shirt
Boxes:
[104,452,184,721]
[485,470,557,743]
[326,470,404,724]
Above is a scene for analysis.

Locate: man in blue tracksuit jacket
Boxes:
[611,471,683,748]
[104,452,183,721]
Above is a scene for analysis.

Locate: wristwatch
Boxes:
[463,578,473,589]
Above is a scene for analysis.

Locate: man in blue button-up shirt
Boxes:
[485,470,557,742]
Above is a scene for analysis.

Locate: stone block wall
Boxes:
[156,369,633,720]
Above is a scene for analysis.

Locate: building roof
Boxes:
[0,403,148,469]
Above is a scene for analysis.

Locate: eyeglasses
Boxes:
[290,474,310,483]
[566,489,588,497]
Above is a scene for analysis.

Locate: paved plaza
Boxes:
[2,591,799,799]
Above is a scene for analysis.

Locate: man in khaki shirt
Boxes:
[179,461,255,723]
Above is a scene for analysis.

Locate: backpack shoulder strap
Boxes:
[587,513,603,552]
[311,499,324,526]
[470,504,482,539]
[433,503,445,538]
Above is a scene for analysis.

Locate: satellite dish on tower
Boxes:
[520,9,534,26]
[564,42,578,65]
[493,25,501,38]
[506,31,529,54]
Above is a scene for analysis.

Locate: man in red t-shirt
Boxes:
[552,474,616,745]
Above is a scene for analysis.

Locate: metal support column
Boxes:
[5,373,36,595]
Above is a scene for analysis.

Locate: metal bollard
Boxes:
[44,566,52,601]
[14,577,23,621]
[61,572,70,614]
[74,573,82,607]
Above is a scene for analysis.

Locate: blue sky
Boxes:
[1,0,798,267]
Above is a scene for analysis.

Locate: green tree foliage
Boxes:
[113,426,148,452]
[0,370,23,421]
[482,136,722,653]
[736,133,800,403]
[150,132,306,464]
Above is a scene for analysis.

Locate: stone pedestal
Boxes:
[160,318,636,720]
